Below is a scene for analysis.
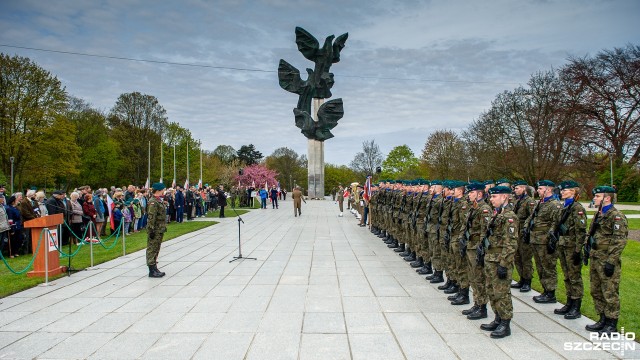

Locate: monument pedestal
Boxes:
[24,214,65,278]
[308,139,324,199]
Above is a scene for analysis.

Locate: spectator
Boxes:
[281,188,287,200]
[5,195,23,256]
[218,185,227,218]
[165,188,175,222]
[69,192,84,245]
[259,186,268,209]
[123,200,132,235]
[175,186,185,223]
[132,198,142,232]
[0,184,7,201]
[36,191,49,217]
[46,190,69,245]
[0,196,11,257]
[112,203,124,234]
[82,194,97,234]
[186,186,194,220]
[270,185,279,209]
[93,190,106,237]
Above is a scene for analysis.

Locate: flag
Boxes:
[251,180,255,188]
[265,181,268,190]
[172,178,176,188]
[184,178,189,189]
[198,178,202,189]
[277,181,281,192]
[343,188,350,198]
[364,176,372,202]
[107,194,115,230]
[144,178,150,189]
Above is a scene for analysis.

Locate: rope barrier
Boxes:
[0,227,46,274]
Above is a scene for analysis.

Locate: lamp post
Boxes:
[9,156,14,194]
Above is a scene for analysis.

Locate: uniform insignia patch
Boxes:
[509,227,515,233]
[483,209,489,213]
[508,218,514,223]
[580,219,585,225]
[462,206,467,210]
[615,216,621,221]
[556,205,562,209]
[614,224,620,230]
[578,211,584,215]
[485,217,490,222]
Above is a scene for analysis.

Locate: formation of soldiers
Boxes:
[368,178,628,339]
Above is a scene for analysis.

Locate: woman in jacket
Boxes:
[82,194,97,237]
[69,192,84,245]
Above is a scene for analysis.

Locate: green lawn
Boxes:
[0,220,215,298]
[627,218,640,230]
[204,208,250,218]
[516,240,640,335]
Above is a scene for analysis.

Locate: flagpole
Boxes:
[199,140,203,189]
[160,142,163,183]
[148,140,151,188]
[173,144,176,187]
[186,141,190,187]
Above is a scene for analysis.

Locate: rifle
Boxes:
[522,200,542,244]
[460,207,475,258]
[583,202,602,266]
[476,209,500,266]
[547,201,575,254]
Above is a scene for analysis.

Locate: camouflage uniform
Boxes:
[439,197,453,277]
[484,205,519,320]
[527,196,562,293]
[449,198,469,291]
[512,194,536,282]
[427,195,444,272]
[146,195,167,266]
[465,201,493,308]
[413,191,429,260]
[557,199,587,300]
[590,206,627,320]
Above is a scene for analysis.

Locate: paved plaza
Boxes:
[0,199,637,359]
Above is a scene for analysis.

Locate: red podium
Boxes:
[24,214,65,277]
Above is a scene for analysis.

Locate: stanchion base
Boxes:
[229,256,257,263]
[27,267,65,278]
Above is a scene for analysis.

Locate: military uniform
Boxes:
[480,186,518,338]
[585,186,628,335]
[511,181,536,291]
[447,192,469,304]
[147,183,168,278]
[426,185,444,283]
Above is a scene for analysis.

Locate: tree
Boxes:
[422,130,468,180]
[237,144,263,166]
[380,145,421,179]
[212,145,237,164]
[0,53,68,189]
[108,92,168,184]
[325,163,359,194]
[350,140,383,176]
[235,163,278,189]
[265,147,305,190]
[561,45,640,167]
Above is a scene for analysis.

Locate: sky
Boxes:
[1,0,638,166]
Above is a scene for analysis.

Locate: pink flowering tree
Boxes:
[235,164,279,189]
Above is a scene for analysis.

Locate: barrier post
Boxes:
[43,229,49,285]
[122,223,126,256]
[89,222,94,268]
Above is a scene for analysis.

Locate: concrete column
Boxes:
[308,98,325,199]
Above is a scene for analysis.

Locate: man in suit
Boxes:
[292,186,303,217]
[174,186,185,223]
[218,185,227,218]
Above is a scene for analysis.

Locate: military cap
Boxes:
[52,190,65,195]
[592,186,616,195]
[152,182,166,191]
[483,180,495,186]
[466,182,485,192]
[430,180,442,186]
[512,180,528,186]
[488,185,512,195]
[495,178,511,186]
[450,180,466,188]
[536,180,555,187]
[558,180,580,190]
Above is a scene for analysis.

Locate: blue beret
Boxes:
[488,186,512,195]
[536,180,555,187]
[592,186,616,195]
[558,180,580,190]
[513,180,528,186]
[152,182,166,191]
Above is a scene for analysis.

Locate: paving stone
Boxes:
[303,312,346,333]
[140,332,208,360]
[88,332,162,360]
[299,333,350,360]
[192,332,254,360]
[245,332,300,360]
[348,333,405,360]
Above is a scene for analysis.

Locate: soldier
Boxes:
[527,180,562,303]
[398,181,414,257]
[585,186,628,335]
[292,186,303,216]
[147,183,168,278]
[552,180,587,319]
[460,182,493,319]
[414,182,433,274]
[447,181,470,305]
[510,180,536,292]
[479,186,519,338]
[426,180,444,283]
[409,181,428,268]
[437,182,456,292]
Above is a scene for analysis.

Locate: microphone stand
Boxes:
[228,199,256,263]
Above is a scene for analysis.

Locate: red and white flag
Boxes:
[172,178,176,188]
[364,176,372,201]
[184,179,189,189]
[107,194,114,230]
[144,178,150,189]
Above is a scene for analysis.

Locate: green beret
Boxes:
[451,180,467,189]
[152,182,166,191]
[483,180,495,186]
[124,200,132,206]
[536,180,555,187]
[466,182,485,192]
[488,185,512,195]
[430,180,442,186]
[592,186,616,195]
[133,198,140,204]
[558,180,580,190]
[513,180,528,186]
[495,178,510,186]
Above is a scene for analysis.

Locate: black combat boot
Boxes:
[534,289,556,303]
[429,271,444,283]
[554,298,573,315]
[585,313,606,332]
[388,239,400,248]
[598,318,618,336]
[520,278,531,292]
[447,290,459,301]
[467,304,488,320]
[437,278,452,290]
[451,288,470,305]
[490,319,511,338]
[444,282,459,295]
[153,264,166,277]
[480,314,501,331]
[149,265,165,278]
[393,243,405,252]
[378,231,386,238]
[384,235,394,244]
[564,298,582,319]
[399,247,412,257]
[404,252,417,262]
[424,261,433,275]
[410,257,424,268]
[510,279,523,289]
[462,303,479,315]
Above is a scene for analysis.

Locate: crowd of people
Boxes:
[338,178,627,339]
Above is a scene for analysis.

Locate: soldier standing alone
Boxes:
[147,183,168,278]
